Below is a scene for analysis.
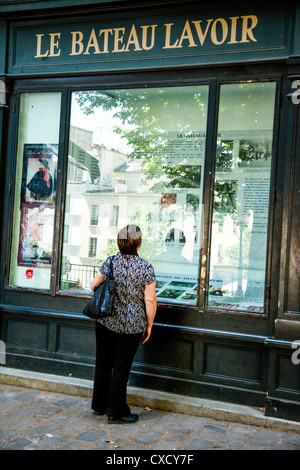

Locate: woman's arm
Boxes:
[91,271,105,291]
[142,281,157,344]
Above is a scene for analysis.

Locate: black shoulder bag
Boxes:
[82,256,116,319]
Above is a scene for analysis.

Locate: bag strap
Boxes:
[108,255,115,280]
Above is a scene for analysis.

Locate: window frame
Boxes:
[90,205,99,226]
[204,78,280,316]
[88,237,98,258]
[1,66,283,321]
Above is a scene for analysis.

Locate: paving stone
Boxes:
[106,423,139,438]
[31,406,63,419]
[0,390,23,402]
[0,400,23,414]
[55,396,81,408]
[249,429,288,447]
[15,391,42,402]
[133,430,164,445]
[204,423,228,434]
[5,416,43,433]
[177,415,209,429]
[200,423,228,443]
[147,414,180,431]
[22,425,54,440]
[29,433,71,450]
[119,442,147,450]
[76,429,108,441]
[184,438,214,450]
[218,432,250,449]
[164,427,192,443]
[56,439,93,450]
[3,437,32,450]
[230,423,257,436]
[2,404,37,420]
[283,434,300,446]
[151,440,179,450]
[54,418,92,437]
[0,429,17,446]
[40,413,78,430]
[277,443,300,450]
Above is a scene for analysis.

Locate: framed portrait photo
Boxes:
[21,144,58,205]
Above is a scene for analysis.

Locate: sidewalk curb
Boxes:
[1,366,300,434]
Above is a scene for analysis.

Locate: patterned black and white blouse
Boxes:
[97,252,156,334]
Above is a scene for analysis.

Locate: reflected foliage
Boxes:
[75,89,206,192]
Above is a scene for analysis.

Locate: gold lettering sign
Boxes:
[35,32,61,57]
[34,15,259,59]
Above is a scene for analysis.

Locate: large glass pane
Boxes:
[60,86,208,305]
[208,82,276,313]
[9,92,61,289]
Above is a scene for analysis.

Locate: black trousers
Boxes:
[91,322,142,417]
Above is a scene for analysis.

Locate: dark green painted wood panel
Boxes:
[0,0,128,14]
[56,322,95,357]
[134,333,194,376]
[286,106,300,314]
[204,342,262,385]
[276,354,300,392]
[265,345,300,421]
[0,22,8,74]
[6,318,49,351]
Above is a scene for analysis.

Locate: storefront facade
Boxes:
[0,0,299,421]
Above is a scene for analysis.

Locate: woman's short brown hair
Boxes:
[117,224,142,255]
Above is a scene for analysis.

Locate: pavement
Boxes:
[0,367,300,452]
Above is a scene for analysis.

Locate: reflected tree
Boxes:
[75,89,206,198]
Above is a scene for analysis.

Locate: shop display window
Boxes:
[208,82,276,312]
[9,93,61,289]
[60,86,209,305]
[8,81,277,313]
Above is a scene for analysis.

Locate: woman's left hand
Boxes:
[142,325,152,344]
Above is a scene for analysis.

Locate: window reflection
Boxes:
[61,86,209,305]
[9,93,61,289]
[208,82,276,313]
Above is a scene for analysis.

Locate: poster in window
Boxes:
[18,203,54,267]
[21,144,58,204]
[155,273,198,305]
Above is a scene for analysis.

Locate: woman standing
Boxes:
[90,224,157,424]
